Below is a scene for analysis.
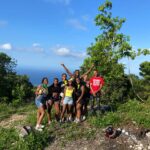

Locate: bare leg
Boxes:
[61,104,67,120]
[37,109,40,124]
[47,100,53,123]
[76,103,82,120]
[68,105,72,119]
[37,106,45,125]
[54,102,60,121]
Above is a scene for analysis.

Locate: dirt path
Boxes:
[0,114,27,128]
[45,122,150,150]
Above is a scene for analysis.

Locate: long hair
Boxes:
[41,77,48,84]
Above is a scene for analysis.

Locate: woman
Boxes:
[82,74,90,120]
[59,73,68,112]
[35,77,48,131]
[60,79,75,122]
[46,78,61,124]
[74,77,85,123]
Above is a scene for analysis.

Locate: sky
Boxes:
[0,0,150,76]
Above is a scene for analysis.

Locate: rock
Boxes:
[129,145,133,148]
[122,129,125,133]
[19,126,32,138]
[125,132,129,136]
[146,132,150,138]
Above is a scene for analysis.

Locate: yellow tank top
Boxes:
[65,87,74,97]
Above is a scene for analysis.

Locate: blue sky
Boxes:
[0,0,150,76]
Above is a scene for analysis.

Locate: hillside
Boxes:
[1,99,150,150]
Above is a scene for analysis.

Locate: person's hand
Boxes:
[61,63,64,66]
[76,98,81,103]
[93,92,96,97]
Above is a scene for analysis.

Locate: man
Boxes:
[89,70,104,114]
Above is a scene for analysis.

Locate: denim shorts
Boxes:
[35,95,44,108]
[63,96,73,105]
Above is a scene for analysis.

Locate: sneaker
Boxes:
[60,118,64,123]
[81,116,86,121]
[35,125,43,131]
[39,124,45,128]
[68,116,73,122]
[74,118,80,123]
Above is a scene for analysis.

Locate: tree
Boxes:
[139,61,150,81]
[0,52,16,100]
[81,0,135,103]
[0,52,33,103]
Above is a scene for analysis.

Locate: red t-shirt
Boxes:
[90,76,104,94]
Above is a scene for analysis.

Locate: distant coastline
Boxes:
[16,68,63,86]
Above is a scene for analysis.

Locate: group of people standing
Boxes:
[35,64,104,131]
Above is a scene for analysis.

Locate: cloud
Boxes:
[0,20,8,27]
[67,19,87,31]
[54,46,87,58]
[16,43,44,53]
[0,43,12,50]
[0,42,44,53]
[44,0,71,5]
[32,43,44,52]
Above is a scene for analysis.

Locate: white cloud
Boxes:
[0,43,12,50]
[32,43,44,52]
[0,20,8,27]
[44,0,71,5]
[67,19,87,31]
[54,46,87,58]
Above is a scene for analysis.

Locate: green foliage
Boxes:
[81,0,150,103]
[12,75,33,104]
[0,52,33,103]
[81,0,134,103]
[88,99,150,128]
[139,61,150,81]
[0,128,19,150]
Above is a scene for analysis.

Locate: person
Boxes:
[59,73,68,102]
[89,70,104,114]
[35,77,48,131]
[59,73,68,113]
[81,74,90,119]
[60,79,75,122]
[61,63,94,80]
[74,77,85,123]
[46,78,61,124]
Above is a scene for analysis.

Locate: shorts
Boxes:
[35,95,44,108]
[63,96,73,105]
[47,98,60,104]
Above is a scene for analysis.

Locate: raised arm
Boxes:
[61,64,73,77]
[81,64,94,78]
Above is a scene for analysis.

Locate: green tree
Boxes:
[12,75,33,104]
[0,52,16,101]
[0,52,33,103]
[139,61,150,81]
[81,0,135,103]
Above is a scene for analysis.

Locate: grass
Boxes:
[0,102,35,121]
[88,98,150,128]
[1,98,150,149]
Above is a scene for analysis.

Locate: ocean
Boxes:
[16,68,64,86]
